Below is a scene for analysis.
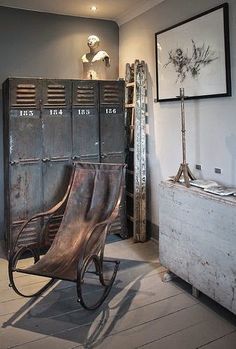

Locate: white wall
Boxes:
[119,0,236,227]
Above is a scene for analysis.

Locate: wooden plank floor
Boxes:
[1,237,236,349]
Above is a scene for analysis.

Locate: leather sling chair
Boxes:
[8,162,126,310]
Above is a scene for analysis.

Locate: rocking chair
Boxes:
[8,162,126,310]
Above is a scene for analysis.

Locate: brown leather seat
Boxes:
[9,162,126,310]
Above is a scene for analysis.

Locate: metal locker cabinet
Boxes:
[72,80,100,163]
[99,80,126,164]
[41,79,72,246]
[3,78,43,254]
[3,78,128,254]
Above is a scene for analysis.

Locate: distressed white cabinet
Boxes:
[159,181,236,315]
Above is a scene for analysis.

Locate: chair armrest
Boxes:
[12,211,55,254]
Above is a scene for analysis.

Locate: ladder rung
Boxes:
[126,82,135,87]
[127,169,134,175]
[125,104,135,108]
[126,191,134,198]
[129,147,134,152]
[127,215,134,222]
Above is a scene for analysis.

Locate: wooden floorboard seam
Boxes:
[0,286,180,316]
[0,262,164,287]
[0,263,164,301]
[196,329,236,348]
[0,268,172,316]
[29,290,185,322]
[3,297,198,349]
[0,273,183,316]
[69,309,203,349]
[135,320,205,348]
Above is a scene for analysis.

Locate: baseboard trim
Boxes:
[147,221,159,242]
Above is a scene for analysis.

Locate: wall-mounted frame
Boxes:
[155,3,231,102]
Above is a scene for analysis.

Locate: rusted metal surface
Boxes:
[42,160,72,246]
[9,163,125,310]
[9,114,42,161]
[41,79,73,244]
[42,79,72,159]
[10,162,43,221]
[99,80,127,238]
[72,80,100,163]
[100,80,126,164]
[4,78,43,253]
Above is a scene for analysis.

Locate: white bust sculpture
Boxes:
[82,35,110,80]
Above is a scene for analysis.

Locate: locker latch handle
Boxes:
[42,158,50,163]
[101,153,107,159]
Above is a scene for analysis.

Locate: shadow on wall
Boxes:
[0,89,4,239]
[226,133,236,184]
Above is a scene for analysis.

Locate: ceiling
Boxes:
[0,0,164,25]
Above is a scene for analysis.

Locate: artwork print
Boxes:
[155,3,231,101]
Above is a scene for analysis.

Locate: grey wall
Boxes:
[119,0,236,228]
[0,6,119,239]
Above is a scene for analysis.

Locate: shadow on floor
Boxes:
[2,257,159,348]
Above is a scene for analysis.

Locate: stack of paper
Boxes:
[204,185,236,196]
[168,177,236,196]
[190,179,219,189]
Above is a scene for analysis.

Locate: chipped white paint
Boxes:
[159,181,236,315]
[9,135,13,155]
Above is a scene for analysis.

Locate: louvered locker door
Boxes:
[99,81,126,163]
[41,79,72,246]
[3,78,43,253]
[72,80,100,163]
[99,81,127,237]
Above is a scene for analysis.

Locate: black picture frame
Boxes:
[155,3,231,102]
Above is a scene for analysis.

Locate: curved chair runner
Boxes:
[9,162,125,310]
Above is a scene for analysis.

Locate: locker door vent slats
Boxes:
[47,84,66,105]
[15,220,39,246]
[13,84,36,107]
[102,85,120,104]
[77,86,95,105]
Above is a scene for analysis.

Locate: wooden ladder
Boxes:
[125,60,147,242]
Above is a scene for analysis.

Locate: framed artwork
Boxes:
[155,3,231,102]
